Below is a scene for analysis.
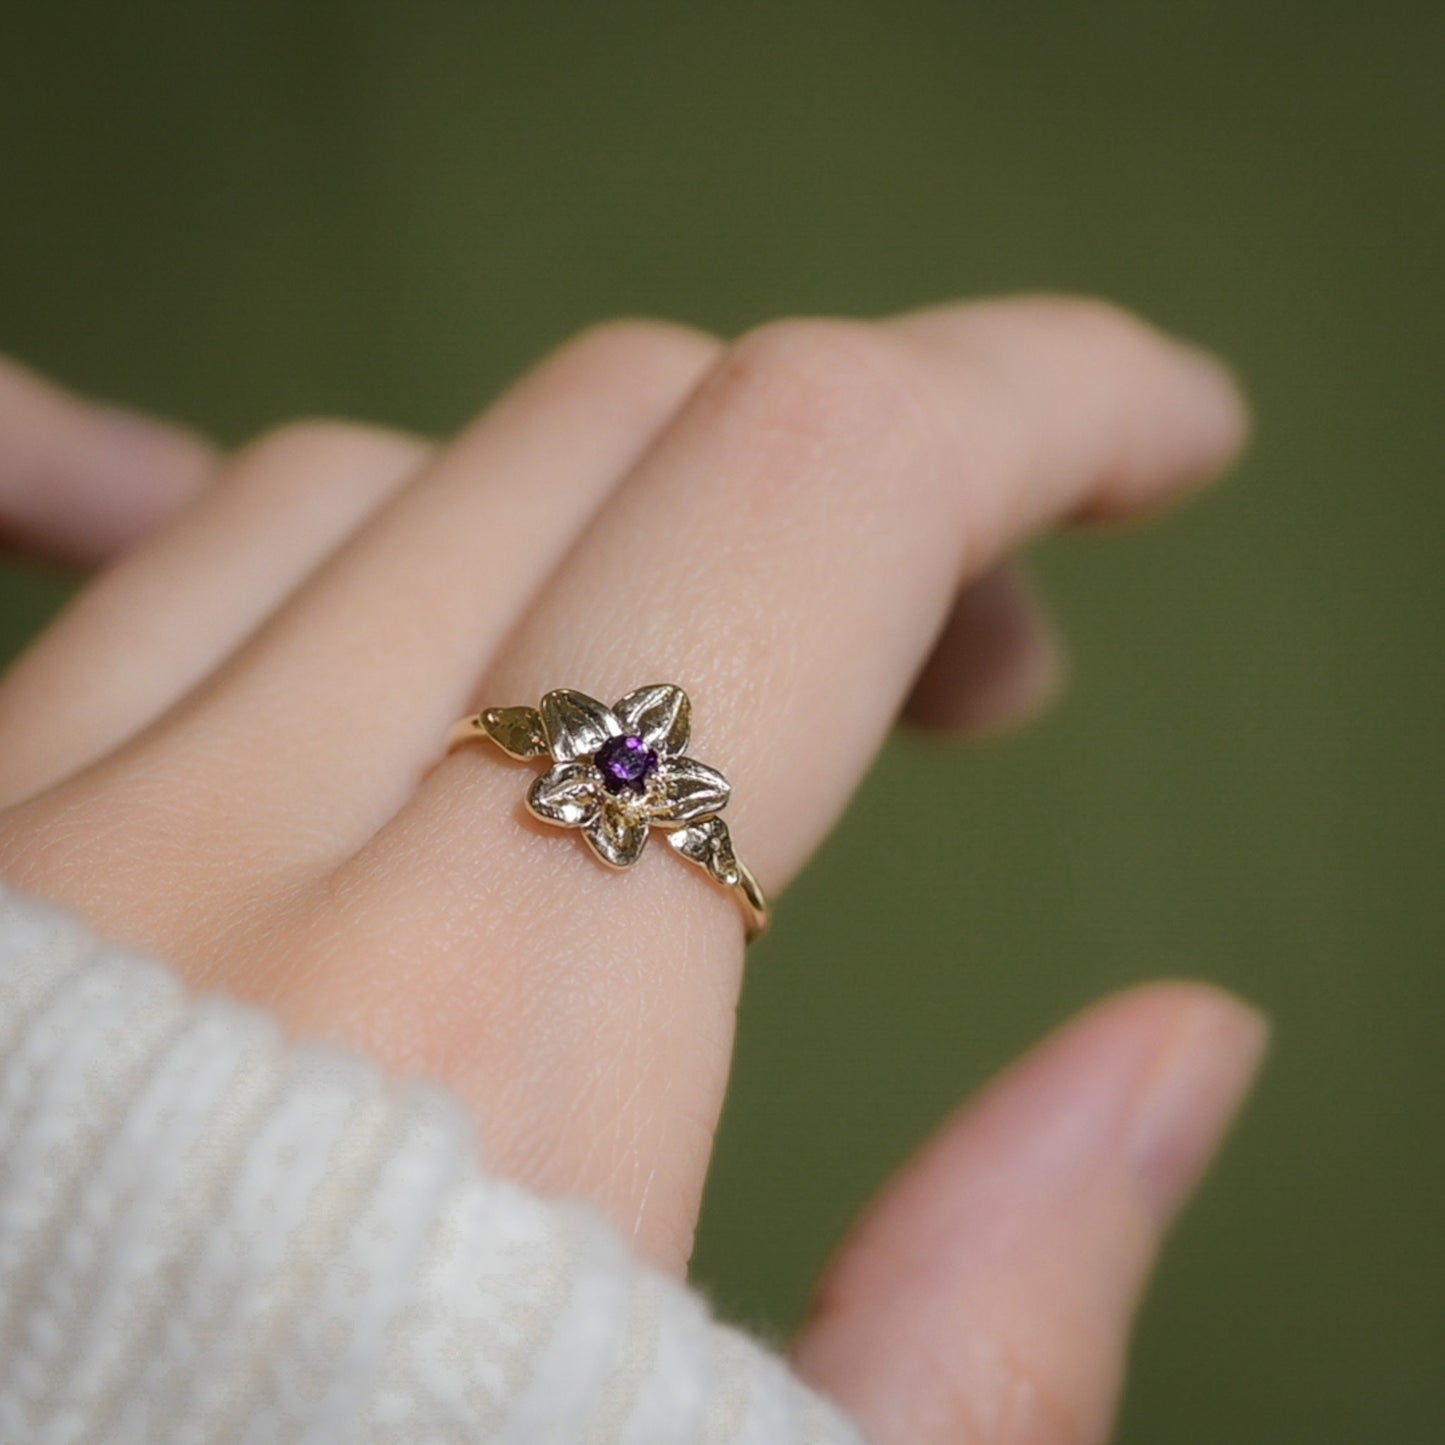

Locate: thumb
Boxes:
[792,982,1268,1445]
[0,354,214,565]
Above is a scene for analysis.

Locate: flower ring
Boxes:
[446,684,770,939]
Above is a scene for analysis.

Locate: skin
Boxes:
[0,298,1267,1445]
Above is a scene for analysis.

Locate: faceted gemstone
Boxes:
[594,733,658,795]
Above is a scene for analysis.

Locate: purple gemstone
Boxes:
[594,733,659,795]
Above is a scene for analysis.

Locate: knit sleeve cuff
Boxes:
[0,884,866,1443]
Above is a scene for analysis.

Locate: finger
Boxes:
[7,323,721,917]
[792,983,1268,1445]
[124,322,722,854]
[903,562,1065,736]
[483,298,1246,881]
[0,355,215,565]
[0,422,431,806]
[333,297,1248,1266]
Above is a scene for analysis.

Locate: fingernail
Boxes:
[1127,989,1269,1223]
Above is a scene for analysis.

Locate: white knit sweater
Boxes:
[0,884,865,1443]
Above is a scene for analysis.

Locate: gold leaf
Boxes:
[583,800,650,867]
[652,757,731,824]
[613,683,691,756]
[482,706,549,759]
[527,762,600,826]
[666,815,740,887]
[540,690,619,762]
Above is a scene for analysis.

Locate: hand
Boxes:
[0,301,1264,1444]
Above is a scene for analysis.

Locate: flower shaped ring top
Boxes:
[446,684,770,940]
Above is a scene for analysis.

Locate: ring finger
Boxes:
[334,297,1247,1269]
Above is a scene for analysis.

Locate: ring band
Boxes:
[446,684,770,940]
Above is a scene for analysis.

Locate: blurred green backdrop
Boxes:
[2,2,1441,1439]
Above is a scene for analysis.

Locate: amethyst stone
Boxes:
[594,733,659,795]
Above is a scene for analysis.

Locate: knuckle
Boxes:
[1017,292,1164,365]
[711,317,939,477]
[232,418,429,489]
[546,317,720,405]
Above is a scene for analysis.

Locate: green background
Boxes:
[3,3,1441,1438]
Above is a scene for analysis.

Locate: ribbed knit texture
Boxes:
[0,885,866,1444]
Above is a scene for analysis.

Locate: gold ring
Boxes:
[446,684,770,940]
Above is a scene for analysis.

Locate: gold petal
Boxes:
[481,705,548,759]
[582,800,650,868]
[612,683,691,756]
[526,762,600,827]
[540,689,620,762]
[652,756,731,825]
[665,815,740,887]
